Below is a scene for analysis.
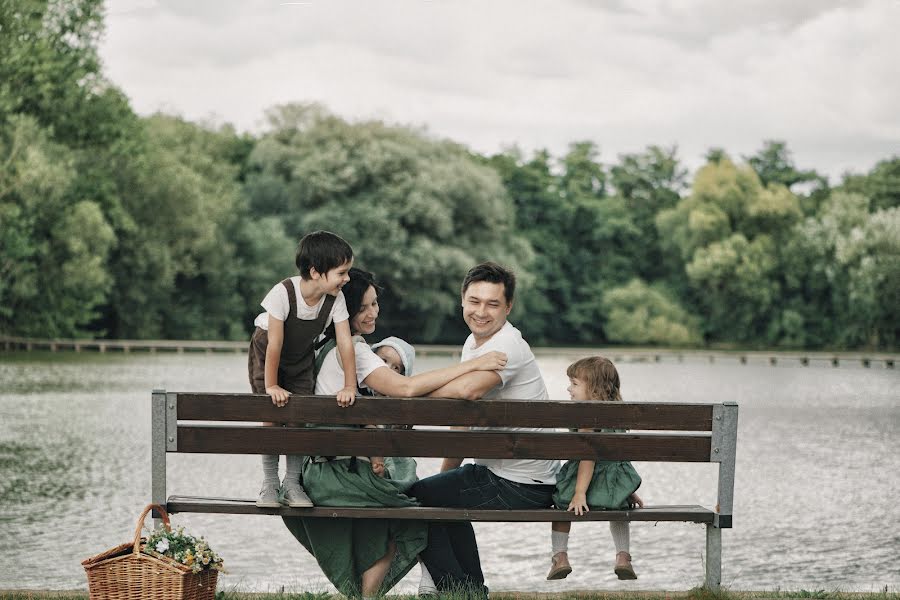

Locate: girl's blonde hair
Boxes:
[566,356,622,401]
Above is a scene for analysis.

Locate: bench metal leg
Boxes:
[705,524,721,590]
[151,390,168,529]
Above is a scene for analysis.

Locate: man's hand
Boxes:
[266,385,290,407]
[474,351,507,371]
[336,385,356,407]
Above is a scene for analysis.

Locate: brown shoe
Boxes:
[547,551,572,580]
[614,551,637,580]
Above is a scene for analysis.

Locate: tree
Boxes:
[838,157,900,212]
[602,279,701,346]
[0,114,115,336]
[781,192,899,348]
[0,0,132,149]
[486,143,645,344]
[745,140,823,190]
[609,145,686,281]
[656,157,802,343]
[104,115,259,340]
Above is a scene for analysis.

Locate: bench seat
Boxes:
[152,392,738,588]
[167,495,716,522]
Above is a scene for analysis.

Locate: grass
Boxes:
[1,589,898,600]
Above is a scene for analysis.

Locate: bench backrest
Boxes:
[151,391,737,527]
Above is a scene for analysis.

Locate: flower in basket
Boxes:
[143,524,225,574]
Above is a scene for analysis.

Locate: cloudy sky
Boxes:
[100,0,899,181]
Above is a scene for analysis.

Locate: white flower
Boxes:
[155,538,170,553]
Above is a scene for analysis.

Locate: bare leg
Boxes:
[552,521,571,533]
[547,522,572,580]
[361,539,397,597]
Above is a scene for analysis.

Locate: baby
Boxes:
[371,336,415,376]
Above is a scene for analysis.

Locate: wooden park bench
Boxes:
[151,391,738,589]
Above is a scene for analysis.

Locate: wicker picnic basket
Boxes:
[81,504,218,600]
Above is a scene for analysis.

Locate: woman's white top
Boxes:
[315,340,387,395]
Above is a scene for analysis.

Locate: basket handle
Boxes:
[132,503,171,554]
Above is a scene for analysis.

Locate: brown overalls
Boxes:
[248,278,336,395]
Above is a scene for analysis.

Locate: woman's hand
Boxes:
[370,457,385,477]
[627,492,644,509]
[567,491,589,516]
[474,351,508,372]
[336,386,356,408]
[266,385,290,407]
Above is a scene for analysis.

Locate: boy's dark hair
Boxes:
[295,231,353,279]
[461,262,516,304]
[320,268,381,342]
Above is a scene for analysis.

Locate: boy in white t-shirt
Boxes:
[247,230,357,508]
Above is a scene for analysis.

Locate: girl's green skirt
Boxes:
[552,459,642,510]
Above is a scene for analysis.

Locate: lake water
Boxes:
[0,350,897,593]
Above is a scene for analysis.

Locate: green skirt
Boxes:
[552,459,642,510]
[282,457,427,597]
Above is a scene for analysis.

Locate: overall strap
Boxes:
[281,279,297,321]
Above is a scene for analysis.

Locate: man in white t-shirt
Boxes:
[409,262,560,597]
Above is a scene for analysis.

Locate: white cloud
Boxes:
[99,0,900,181]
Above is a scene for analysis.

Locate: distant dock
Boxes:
[1,336,895,368]
[0,336,245,354]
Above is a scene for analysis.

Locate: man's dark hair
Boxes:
[295,231,354,278]
[461,262,516,304]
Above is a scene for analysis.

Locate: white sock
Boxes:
[418,559,437,593]
[610,521,630,554]
[261,454,279,484]
[551,530,569,556]
[284,454,304,485]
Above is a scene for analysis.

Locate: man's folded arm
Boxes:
[428,371,501,401]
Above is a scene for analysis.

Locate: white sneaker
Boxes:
[281,480,314,507]
[256,482,281,508]
[418,563,438,597]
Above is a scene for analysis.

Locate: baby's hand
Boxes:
[336,386,356,408]
[266,385,290,407]
[476,351,508,371]
[370,457,385,477]
[628,492,644,509]
[567,491,589,516]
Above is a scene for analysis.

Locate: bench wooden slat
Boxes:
[166,496,716,523]
[175,394,714,431]
[175,426,712,462]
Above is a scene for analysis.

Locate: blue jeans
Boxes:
[409,464,555,597]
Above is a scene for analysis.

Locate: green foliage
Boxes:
[746,140,823,190]
[0,0,129,149]
[246,104,531,342]
[107,115,264,340]
[609,145,686,281]
[0,114,115,336]
[838,156,900,212]
[686,233,778,342]
[779,192,899,348]
[1,0,896,349]
[487,142,649,344]
[602,279,701,345]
